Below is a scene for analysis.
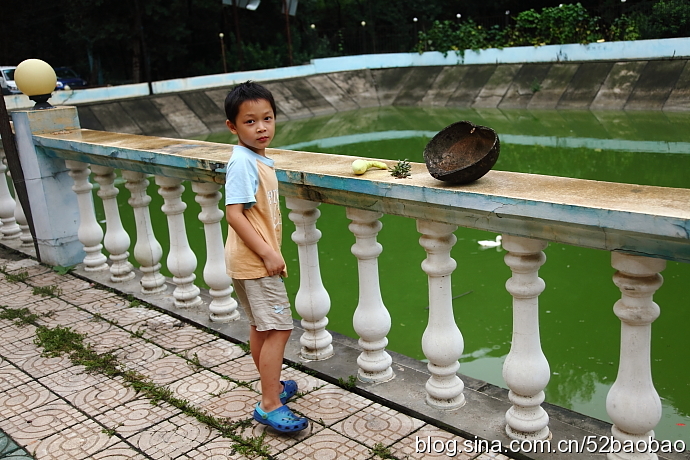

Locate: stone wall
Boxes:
[76,59,690,138]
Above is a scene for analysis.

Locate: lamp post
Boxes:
[219,33,228,74]
[14,59,57,110]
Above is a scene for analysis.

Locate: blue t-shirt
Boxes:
[225,145,275,209]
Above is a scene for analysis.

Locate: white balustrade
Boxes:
[192,181,239,322]
[13,193,33,247]
[123,170,167,294]
[65,160,108,272]
[347,207,393,383]
[91,165,135,283]
[502,235,550,441]
[156,176,201,308]
[0,153,21,240]
[606,253,666,460]
[286,197,334,361]
[417,219,465,409]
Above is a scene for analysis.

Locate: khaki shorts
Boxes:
[232,276,294,332]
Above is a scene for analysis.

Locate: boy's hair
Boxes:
[224,81,277,123]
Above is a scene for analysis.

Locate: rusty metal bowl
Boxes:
[423,120,500,184]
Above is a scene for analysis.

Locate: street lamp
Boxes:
[14,59,57,110]
[219,33,228,74]
[310,23,316,29]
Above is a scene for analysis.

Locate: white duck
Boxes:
[478,235,502,248]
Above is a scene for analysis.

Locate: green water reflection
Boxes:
[198,107,689,443]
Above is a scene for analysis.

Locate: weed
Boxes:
[32,285,62,297]
[530,78,542,93]
[187,352,203,370]
[371,442,397,459]
[131,329,145,339]
[35,325,86,357]
[237,341,251,354]
[129,300,142,308]
[52,265,75,275]
[101,426,119,437]
[5,271,29,283]
[337,374,358,390]
[0,307,39,326]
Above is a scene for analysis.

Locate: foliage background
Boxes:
[1,0,688,86]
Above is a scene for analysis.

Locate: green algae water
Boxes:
[92,106,686,444]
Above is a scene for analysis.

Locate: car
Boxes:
[0,66,20,95]
[54,67,87,90]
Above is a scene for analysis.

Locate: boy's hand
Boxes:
[262,250,286,277]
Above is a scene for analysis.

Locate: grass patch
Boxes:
[337,374,358,390]
[0,307,40,326]
[371,442,397,459]
[32,285,62,297]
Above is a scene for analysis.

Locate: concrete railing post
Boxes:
[11,106,84,267]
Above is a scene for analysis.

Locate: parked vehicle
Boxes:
[54,67,87,90]
[1,66,20,95]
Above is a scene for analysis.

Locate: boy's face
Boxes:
[226,98,275,155]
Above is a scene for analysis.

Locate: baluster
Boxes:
[155,176,201,308]
[502,235,550,441]
[347,208,393,382]
[65,160,108,271]
[0,151,21,240]
[14,196,33,247]
[91,165,135,282]
[606,253,665,460]
[286,197,333,361]
[417,220,464,409]
[192,181,239,322]
[123,171,167,294]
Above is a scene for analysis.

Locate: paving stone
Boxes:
[83,328,134,354]
[70,315,120,337]
[5,262,51,278]
[289,385,372,426]
[95,399,180,437]
[0,427,23,455]
[34,307,93,328]
[31,419,118,460]
[90,442,149,459]
[1,290,41,308]
[476,453,511,460]
[79,296,130,316]
[0,381,59,422]
[330,402,425,448]
[390,425,475,459]
[0,322,36,343]
[177,437,255,460]
[25,272,89,290]
[277,427,372,459]
[59,287,116,306]
[114,340,168,372]
[212,355,261,382]
[25,297,72,315]
[38,366,109,398]
[0,281,33,298]
[132,316,217,352]
[101,306,163,327]
[3,401,87,445]
[167,369,236,406]
[1,259,40,272]
[138,354,195,385]
[0,360,33,389]
[19,353,73,378]
[184,339,247,368]
[66,378,138,416]
[127,413,215,459]
[252,367,329,398]
[0,337,41,365]
[199,388,259,420]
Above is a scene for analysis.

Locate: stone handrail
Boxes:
[5,106,689,459]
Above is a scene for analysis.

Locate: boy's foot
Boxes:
[253,403,309,433]
[279,380,298,404]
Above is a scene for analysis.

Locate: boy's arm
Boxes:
[226,204,286,277]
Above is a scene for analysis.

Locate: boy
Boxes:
[224,81,308,433]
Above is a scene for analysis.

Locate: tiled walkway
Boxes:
[0,251,512,460]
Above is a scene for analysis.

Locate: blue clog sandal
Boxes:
[279,380,298,405]
[253,403,309,433]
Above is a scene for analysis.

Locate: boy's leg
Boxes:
[251,327,292,413]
